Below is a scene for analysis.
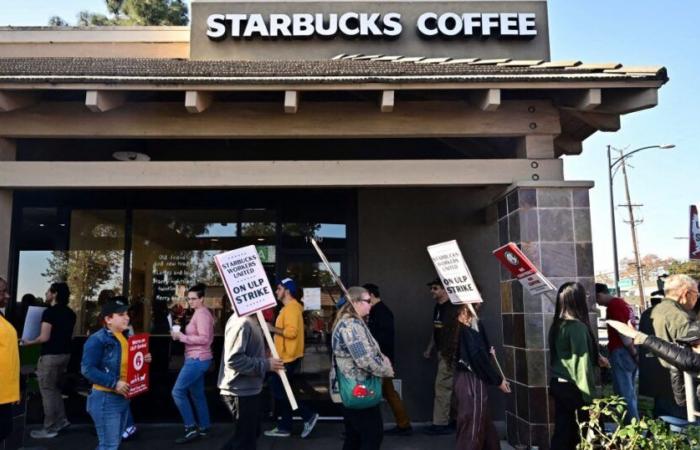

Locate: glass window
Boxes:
[129,210,275,335]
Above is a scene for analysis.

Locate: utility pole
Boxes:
[619,152,646,308]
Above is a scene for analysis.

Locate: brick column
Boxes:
[497,183,595,449]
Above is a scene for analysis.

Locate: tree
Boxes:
[668,259,700,280]
[48,16,70,26]
[50,0,188,26]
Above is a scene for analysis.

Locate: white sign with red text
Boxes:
[427,240,482,305]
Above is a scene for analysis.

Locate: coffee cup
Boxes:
[172,325,181,333]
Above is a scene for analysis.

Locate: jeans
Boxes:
[342,405,383,450]
[610,348,639,422]
[37,354,71,431]
[222,394,261,450]
[172,358,212,429]
[269,358,315,432]
[125,407,134,430]
[86,390,130,450]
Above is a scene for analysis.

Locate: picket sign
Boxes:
[214,245,298,410]
[690,205,700,260]
[427,240,508,382]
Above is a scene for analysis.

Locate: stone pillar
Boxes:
[497,182,595,449]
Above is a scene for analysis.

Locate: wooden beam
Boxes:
[565,110,620,132]
[0,158,564,188]
[0,100,561,138]
[380,90,394,113]
[284,91,298,114]
[469,89,501,111]
[556,88,601,111]
[598,88,658,114]
[85,90,125,112]
[516,135,556,159]
[185,91,213,113]
[0,91,38,112]
[554,135,583,156]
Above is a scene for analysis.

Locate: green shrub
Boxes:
[577,396,700,449]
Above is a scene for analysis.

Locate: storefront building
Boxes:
[0,1,667,448]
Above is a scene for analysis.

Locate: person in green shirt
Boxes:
[548,282,607,450]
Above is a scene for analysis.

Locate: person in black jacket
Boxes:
[364,283,412,436]
[608,319,700,407]
[452,304,510,450]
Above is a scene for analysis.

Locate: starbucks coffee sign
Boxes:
[206,11,537,39]
[191,0,549,61]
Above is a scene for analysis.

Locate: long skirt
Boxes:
[454,370,500,450]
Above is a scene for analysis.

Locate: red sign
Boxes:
[690,205,700,260]
[493,242,555,296]
[126,333,150,399]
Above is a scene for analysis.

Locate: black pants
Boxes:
[342,405,383,450]
[221,394,261,450]
[550,379,588,450]
[0,403,12,443]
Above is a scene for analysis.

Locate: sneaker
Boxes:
[301,413,319,439]
[122,425,137,441]
[263,427,291,438]
[198,427,210,438]
[53,420,71,433]
[384,426,413,436]
[424,424,453,436]
[175,426,200,444]
[30,428,58,439]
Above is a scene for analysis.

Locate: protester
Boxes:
[170,283,214,444]
[81,297,151,450]
[22,282,76,439]
[638,295,681,417]
[548,282,602,450]
[218,307,284,450]
[363,282,412,436]
[332,286,394,450]
[452,304,510,450]
[595,283,639,422]
[422,278,460,435]
[264,278,319,439]
[0,277,19,445]
[608,319,700,405]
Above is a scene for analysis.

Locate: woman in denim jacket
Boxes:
[81,297,151,450]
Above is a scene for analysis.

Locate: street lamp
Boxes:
[607,144,675,304]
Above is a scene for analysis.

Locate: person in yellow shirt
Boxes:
[0,277,20,444]
[264,278,319,439]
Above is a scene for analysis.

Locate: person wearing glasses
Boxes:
[170,284,214,444]
[422,278,460,435]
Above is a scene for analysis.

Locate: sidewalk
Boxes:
[20,422,515,450]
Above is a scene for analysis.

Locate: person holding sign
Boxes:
[22,282,76,440]
[170,284,215,444]
[81,297,152,450]
[423,278,460,436]
[218,308,284,450]
[452,304,510,450]
[332,286,394,450]
[264,278,320,439]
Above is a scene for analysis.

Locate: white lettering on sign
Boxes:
[206,11,536,40]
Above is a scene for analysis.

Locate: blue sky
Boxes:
[0,1,697,277]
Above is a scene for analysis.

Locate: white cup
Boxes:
[172,325,181,333]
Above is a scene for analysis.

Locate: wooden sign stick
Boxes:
[256,310,298,411]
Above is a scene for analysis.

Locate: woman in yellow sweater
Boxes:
[0,276,20,444]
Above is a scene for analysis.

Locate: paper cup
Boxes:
[172,325,181,333]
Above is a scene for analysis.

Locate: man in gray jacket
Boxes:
[218,312,283,450]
